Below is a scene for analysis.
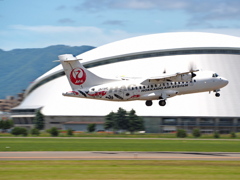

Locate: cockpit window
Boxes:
[212,73,219,77]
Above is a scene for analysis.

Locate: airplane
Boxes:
[56,54,229,107]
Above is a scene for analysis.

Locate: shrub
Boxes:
[192,128,201,138]
[87,124,96,133]
[31,128,40,136]
[11,127,28,136]
[67,129,73,136]
[48,127,59,136]
[230,132,236,138]
[213,131,220,138]
[176,129,187,138]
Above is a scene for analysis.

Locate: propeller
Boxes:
[189,62,197,78]
[163,68,166,74]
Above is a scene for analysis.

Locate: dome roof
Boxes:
[77,32,240,62]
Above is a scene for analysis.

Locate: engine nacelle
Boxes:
[175,73,193,82]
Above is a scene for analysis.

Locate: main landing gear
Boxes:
[159,100,166,106]
[145,100,166,106]
[145,100,153,106]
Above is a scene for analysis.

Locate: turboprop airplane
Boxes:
[56,54,228,106]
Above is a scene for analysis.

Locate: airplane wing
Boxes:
[141,70,199,84]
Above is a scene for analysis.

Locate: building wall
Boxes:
[44,116,105,129]
[63,124,104,131]
[11,114,240,133]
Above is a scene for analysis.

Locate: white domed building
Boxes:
[12,32,240,133]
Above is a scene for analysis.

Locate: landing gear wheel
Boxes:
[159,100,166,106]
[215,93,220,97]
[145,100,153,106]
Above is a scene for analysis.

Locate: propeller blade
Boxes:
[191,72,196,78]
[163,68,166,74]
[189,62,195,72]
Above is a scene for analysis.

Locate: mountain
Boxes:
[0,45,95,99]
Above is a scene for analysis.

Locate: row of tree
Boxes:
[104,108,144,134]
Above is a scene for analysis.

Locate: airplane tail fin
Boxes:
[58,54,117,90]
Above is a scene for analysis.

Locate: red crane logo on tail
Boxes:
[70,68,86,85]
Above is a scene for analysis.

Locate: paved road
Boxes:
[1,151,240,160]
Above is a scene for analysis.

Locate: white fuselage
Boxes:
[63,71,228,102]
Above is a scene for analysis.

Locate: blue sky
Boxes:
[1,0,240,50]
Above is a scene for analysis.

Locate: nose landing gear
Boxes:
[214,89,220,97]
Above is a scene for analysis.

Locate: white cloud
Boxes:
[1,25,143,50]
[78,0,240,27]
[78,0,189,10]
[11,25,103,34]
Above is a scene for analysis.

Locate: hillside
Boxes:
[0,45,95,99]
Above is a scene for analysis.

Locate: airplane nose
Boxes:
[221,77,229,86]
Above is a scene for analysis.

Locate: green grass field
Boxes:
[1,132,240,138]
[1,138,240,152]
[0,161,240,180]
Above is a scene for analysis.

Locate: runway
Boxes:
[1,151,240,160]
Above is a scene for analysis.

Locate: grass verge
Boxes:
[1,138,240,152]
[0,160,240,180]
[1,132,240,138]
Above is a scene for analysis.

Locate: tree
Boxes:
[48,127,59,136]
[87,123,96,133]
[128,109,144,134]
[11,127,28,136]
[34,110,45,130]
[115,108,128,131]
[0,120,2,130]
[176,129,187,138]
[104,111,117,130]
[192,128,201,138]
[0,119,14,132]
[104,108,145,134]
